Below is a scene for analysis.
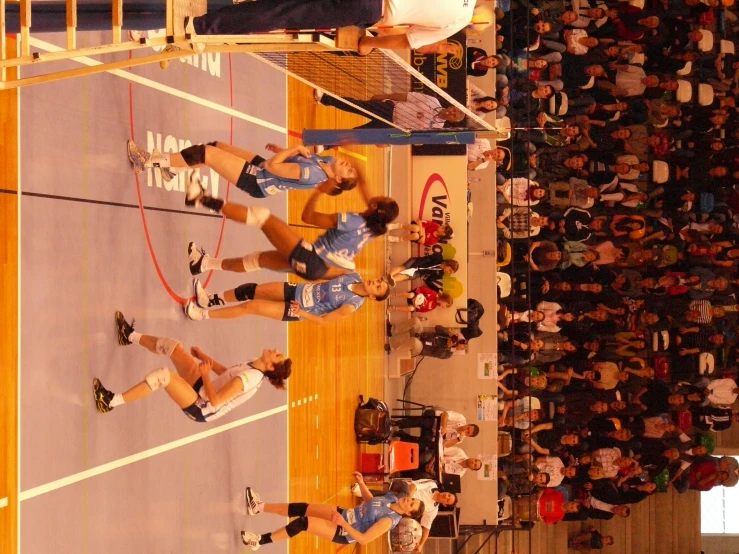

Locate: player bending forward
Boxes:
[92,312,291,422]
[240,476,424,550]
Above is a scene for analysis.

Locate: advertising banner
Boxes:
[411,155,468,328]
[410,31,468,157]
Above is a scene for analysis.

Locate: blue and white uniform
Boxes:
[313,212,375,270]
[255,155,333,196]
[338,493,403,543]
[294,273,366,316]
[184,362,265,422]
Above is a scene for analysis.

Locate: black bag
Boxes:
[461,322,482,341]
[354,396,392,445]
[455,298,485,325]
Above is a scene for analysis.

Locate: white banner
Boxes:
[476,394,498,422]
[477,353,498,379]
[477,454,498,481]
[410,155,469,328]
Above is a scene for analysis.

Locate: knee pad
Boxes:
[287,502,309,518]
[144,367,171,391]
[154,337,181,357]
[246,206,271,228]
[235,283,257,302]
[285,516,309,538]
[251,155,266,166]
[242,251,262,272]
[180,144,206,166]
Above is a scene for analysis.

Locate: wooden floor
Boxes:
[285,79,388,554]
[0,36,19,554]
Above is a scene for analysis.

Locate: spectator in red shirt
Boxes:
[538,488,568,524]
[388,286,453,313]
[386,220,454,246]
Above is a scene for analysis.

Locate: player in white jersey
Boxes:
[185,272,390,324]
[240,472,424,551]
[184,179,399,281]
[92,312,291,422]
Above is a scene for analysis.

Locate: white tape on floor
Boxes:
[20,404,287,501]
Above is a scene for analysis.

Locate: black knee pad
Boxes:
[285,516,309,538]
[287,502,309,518]
[252,155,266,166]
[180,144,206,166]
[235,283,258,302]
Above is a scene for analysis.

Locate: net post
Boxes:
[66,0,77,50]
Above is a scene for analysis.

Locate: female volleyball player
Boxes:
[239,476,424,550]
[126,139,359,197]
[185,273,390,322]
[92,312,291,422]
[183,179,399,281]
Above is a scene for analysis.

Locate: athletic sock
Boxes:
[110,393,125,408]
[259,533,273,545]
[129,331,142,345]
[203,257,223,271]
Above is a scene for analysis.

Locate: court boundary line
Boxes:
[20,404,288,501]
[27,37,287,135]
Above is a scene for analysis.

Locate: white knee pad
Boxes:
[246,206,271,228]
[154,337,181,357]
[242,251,262,272]
[145,367,171,391]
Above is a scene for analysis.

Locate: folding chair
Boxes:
[388,441,420,474]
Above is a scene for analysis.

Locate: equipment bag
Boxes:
[354,396,392,445]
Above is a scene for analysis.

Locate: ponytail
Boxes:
[363,197,399,236]
[267,359,293,390]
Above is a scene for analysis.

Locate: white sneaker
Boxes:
[350,483,362,498]
[188,242,208,276]
[184,300,206,321]
[313,88,324,104]
[185,172,205,207]
[241,532,261,551]
[193,279,210,309]
[146,148,176,182]
[245,486,264,515]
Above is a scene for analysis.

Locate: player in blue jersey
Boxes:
[184,272,390,323]
[126,139,359,197]
[239,473,424,550]
[184,179,399,281]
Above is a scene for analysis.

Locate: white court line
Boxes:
[27,37,287,135]
[0,497,7,509]
[20,404,287,501]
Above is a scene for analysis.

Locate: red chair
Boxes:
[388,441,420,474]
[654,355,671,380]
[674,410,693,432]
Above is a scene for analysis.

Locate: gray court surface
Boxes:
[19,30,290,553]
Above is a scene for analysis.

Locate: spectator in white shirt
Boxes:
[440,410,480,448]
[443,446,482,476]
[409,479,457,551]
[315,90,465,132]
[704,378,739,407]
[534,456,576,487]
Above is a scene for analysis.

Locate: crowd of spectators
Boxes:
[461,0,739,541]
